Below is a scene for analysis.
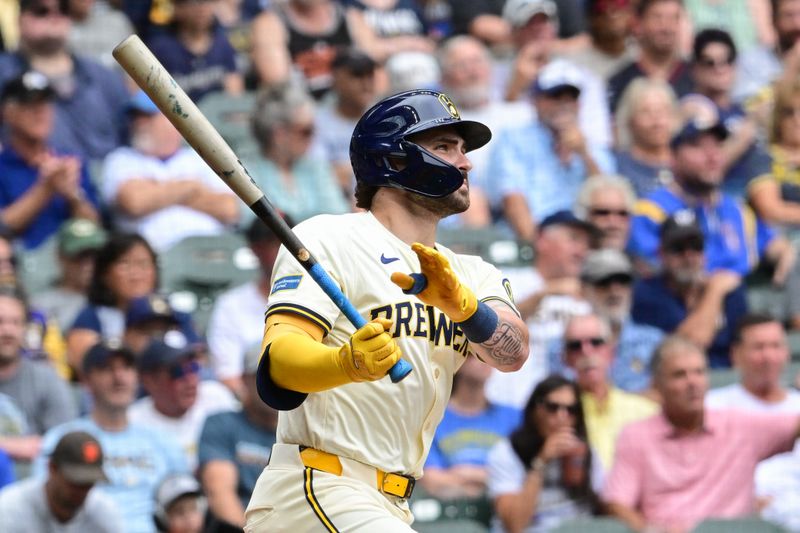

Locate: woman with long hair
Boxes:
[487,375,600,533]
[65,232,159,375]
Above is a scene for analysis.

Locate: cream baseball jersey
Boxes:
[264,212,517,477]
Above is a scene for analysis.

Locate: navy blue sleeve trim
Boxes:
[255,343,308,411]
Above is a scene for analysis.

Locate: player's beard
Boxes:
[411,175,470,218]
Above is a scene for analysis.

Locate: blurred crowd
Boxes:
[0,0,799,532]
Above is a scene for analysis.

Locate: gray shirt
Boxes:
[0,358,77,434]
[0,477,122,533]
[31,287,87,332]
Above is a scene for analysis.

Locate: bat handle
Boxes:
[308,264,413,383]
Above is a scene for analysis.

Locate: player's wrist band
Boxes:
[457,301,498,344]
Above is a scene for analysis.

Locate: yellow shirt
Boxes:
[582,387,659,471]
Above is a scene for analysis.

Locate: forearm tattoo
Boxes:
[479,321,524,367]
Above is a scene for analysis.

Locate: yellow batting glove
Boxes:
[336,318,402,382]
[391,243,478,323]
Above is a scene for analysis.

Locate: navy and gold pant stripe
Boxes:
[303,467,339,532]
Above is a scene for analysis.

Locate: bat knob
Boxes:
[389,358,413,382]
[401,273,428,295]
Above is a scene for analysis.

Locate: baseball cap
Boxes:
[137,337,201,374]
[581,249,633,284]
[57,218,107,257]
[126,294,180,328]
[126,90,160,115]
[660,209,705,247]
[82,340,136,374]
[50,431,109,484]
[671,94,728,148]
[386,52,441,93]
[503,0,557,28]
[0,71,55,104]
[156,473,203,511]
[532,59,583,96]
[332,47,377,76]
[539,210,597,235]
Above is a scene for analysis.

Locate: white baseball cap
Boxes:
[503,0,558,28]
[533,59,584,95]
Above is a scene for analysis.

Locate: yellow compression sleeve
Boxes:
[263,313,353,393]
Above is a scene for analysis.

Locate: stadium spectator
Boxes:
[575,175,636,251]
[312,46,378,200]
[755,443,800,532]
[384,49,441,94]
[346,0,435,50]
[690,29,772,196]
[146,0,243,103]
[560,0,637,81]
[613,77,678,197]
[603,335,800,532]
[207,217,284,398]
[556,313,659,471]
[123,294,201,356]
[488,375,599,533]
[486,211,593,409]
[0,71,100,250]
[500,0,612,149]
[130,338,238,471]
[67,0,135,69]
[101,90,239,252]
[628,99,796,280]
[607,0,693,112]
[153,473,206,533]
[245,84,348,225]
[748,78,800,227]
[706,313,800,412]
[31,218,106,332]
[632,211,747,368]
[198,344,277,529]
[422,354,521,500]
[0,287,76,449]
[0,0,129,161]
[575,249,663,393]
[0,390,34,464]
[437,35,533,227]
[734,0,800,103]
[67,233,159,374]
[489,60,614,242]
[248,0,370,97]
[0,431,121,533]
[446,0,509,46]
[36,341,187,533]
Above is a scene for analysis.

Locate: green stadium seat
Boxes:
[17,236,59,296]
[198,91,259,161]
[692,516,787,532]
[437,226,532,267]
[551,517,634,532]
[159,233,259,333]
[413,519,488,533]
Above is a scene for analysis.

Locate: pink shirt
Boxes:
[602,409,799,531]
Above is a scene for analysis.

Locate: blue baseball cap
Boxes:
[137,337,200,374]
[126,90,160,115]
[82,341,135,374]
[126,294,202,345]
[671,94,728,148]
[539,210,597,235]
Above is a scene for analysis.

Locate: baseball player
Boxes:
[245,90,530,532]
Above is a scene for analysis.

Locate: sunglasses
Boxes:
[594,273,632,288]
[541,400,579,416]
[168,359,201,380]
[565,337,606,352]
[665,239,704,254]
[28,5,64,18]
[589,208,629,218]
[697,56,733,69]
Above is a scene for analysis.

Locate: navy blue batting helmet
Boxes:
[349,90,492,198]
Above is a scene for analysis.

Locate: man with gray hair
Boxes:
[577,249,663,393]
[604,335,800,532]
[575,174,636,251]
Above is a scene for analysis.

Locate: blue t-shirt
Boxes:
[146,26,239,102]
[35,418,187,533]
[629,185,775,274]
[0,147,99,249]
[198,410,275,507]
[717,103,772,196]
[425,403,521,469]
[631,275,748,368]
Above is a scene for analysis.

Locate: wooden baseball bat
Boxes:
[112,34,412,383]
